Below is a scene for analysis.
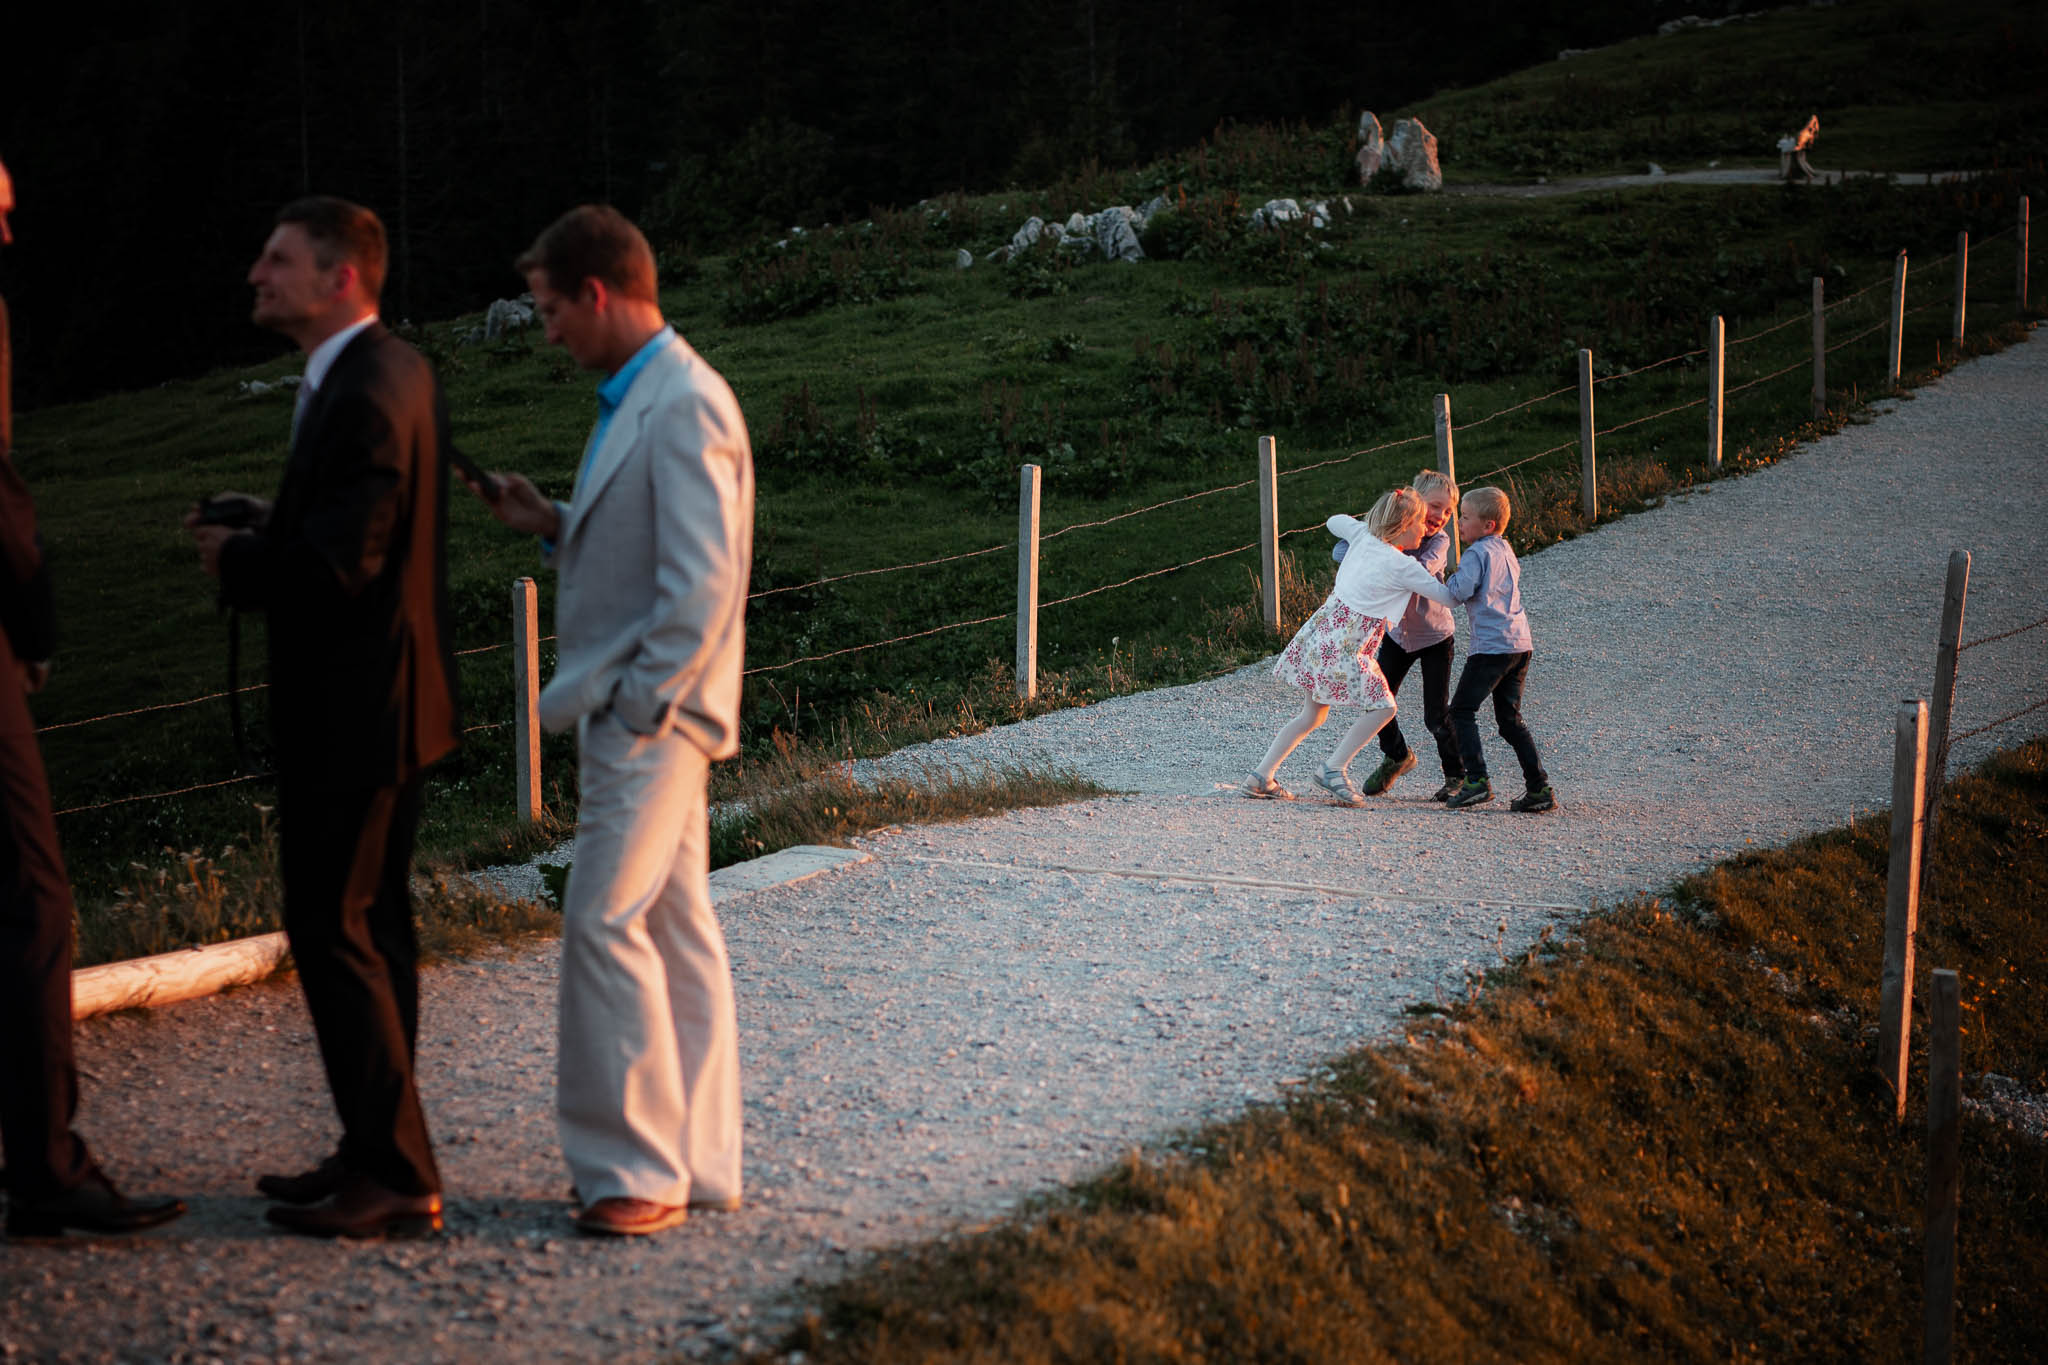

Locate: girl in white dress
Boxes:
[1242,487,1458,806]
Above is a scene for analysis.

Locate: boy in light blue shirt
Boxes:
[1440,487,1555,812]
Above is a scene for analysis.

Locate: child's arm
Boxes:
[1441,541,1486,605]
[1389,552,1456,606]
[1411,532,1449,578]
[1326,513,1364,541]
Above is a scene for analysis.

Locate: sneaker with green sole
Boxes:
[1509,786,1557,813]
[1445,778,1494,809]
[1360,752,1417,795]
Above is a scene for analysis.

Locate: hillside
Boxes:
[12,0,2042,900]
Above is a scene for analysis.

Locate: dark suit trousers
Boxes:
[279,773,440,1197]
[0,706,94,1201]
[1374,634,1463,781]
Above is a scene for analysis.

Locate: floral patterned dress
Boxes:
[1272,595,1394,707]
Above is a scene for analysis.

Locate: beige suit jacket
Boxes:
[539,331,753,757]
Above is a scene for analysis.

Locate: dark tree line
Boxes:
[0,0,1714,405]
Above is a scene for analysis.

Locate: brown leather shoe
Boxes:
[575,1197,689,1236]
[6,1170,185,1238]
[256,1152,346,1205]
[264,1173,441,1240]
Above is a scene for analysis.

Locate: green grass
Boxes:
[14,0,2044,918]
[759,738,2048,1363]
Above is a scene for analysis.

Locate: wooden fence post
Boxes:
[1879,698,1928,1123]
[1434,393,1460,570]
[1924,967,1961,1365]
[2020,196,2031,318]
[1921,550,1970,899]
[1577,348,1597,521]
[512,576,540,824]
[1812,277,1827,420]
[1016,464,1040,700]
[1706,315,1725,471]
[1889,251,1909,390]
[1258,435,1280,635]
[1952,231,1969,347]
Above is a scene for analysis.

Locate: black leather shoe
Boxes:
[6,1170,186,1238]
[256,1152,347,1205]
[265,1173,441,1240]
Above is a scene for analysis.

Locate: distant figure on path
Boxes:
[0,154,186,1240]
[1245,487,1456,807]
[187,196,461,1238]
[474,205,754,1237]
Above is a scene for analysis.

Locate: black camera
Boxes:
[194,495,266,530]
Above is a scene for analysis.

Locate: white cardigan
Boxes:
[1327,514,1456,622]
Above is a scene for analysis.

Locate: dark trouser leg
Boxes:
[0,722,94,1202]
[279,775,439,1197]
[1488,652,1549,791]
[1450,652,1518,782]
[1373,637,1418,761]
[1414,638,1463,781]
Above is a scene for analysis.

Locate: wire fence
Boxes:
[43,210,2038,817]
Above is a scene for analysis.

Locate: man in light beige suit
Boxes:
[478,205,753,1236]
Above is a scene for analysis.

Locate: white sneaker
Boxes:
[1312,765,1365,807]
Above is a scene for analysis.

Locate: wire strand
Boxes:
[1595,396,1706,438]
[53,771,274,818]
[1950,695,2048,743]
[1729,311,1810,347]
[1466,439,1578,483]
[1041,541,1259,608]
[1277,431,1434,479]
[1450,381,1578,433]
[749,541,1011,599]
[1594,349,1705,386]
[743,611,1013,675]
[1041,480,1256,542]
[1724,356,1809,397]
[1960,616,2048,652]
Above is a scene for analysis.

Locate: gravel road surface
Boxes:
[6,336,2044,1363]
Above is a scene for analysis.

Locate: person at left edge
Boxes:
[0,153,185,1240]
[186,197,459,1239]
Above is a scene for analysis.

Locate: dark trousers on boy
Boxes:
[1449,651,1548,793]
[1375,636,1462,782]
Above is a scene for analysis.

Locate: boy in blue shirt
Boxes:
[1440,487,1556,812]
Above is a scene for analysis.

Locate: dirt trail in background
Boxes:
[4,336,2044,1363]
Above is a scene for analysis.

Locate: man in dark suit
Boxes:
[0,153,185,1239]
[188,196,459,1239]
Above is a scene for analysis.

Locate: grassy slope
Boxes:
[771,739,2048,1364]
[1407,0,2048,179]
[14,0,2045,904]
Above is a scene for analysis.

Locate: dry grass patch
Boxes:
[769,740,2048,1363]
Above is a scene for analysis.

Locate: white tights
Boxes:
[1255,701,1396,780]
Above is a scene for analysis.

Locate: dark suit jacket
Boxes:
[220,323,459,787]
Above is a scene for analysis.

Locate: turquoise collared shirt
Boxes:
[543,326,675,554]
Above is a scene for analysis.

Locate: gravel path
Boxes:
[8,337,2046,1363]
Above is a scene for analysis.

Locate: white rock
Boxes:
[484,297,534,340]
[1136,195,1171,228]
[1090,206,1145,263]
[1003,216,1045,260]
[955,248,973,270]
[1065,212,1088,236]
[1249,198,1305,230]
[239,380,273,396]
[1305,199,1331,229]
[1356,111,1385,185]
[1386,118,1443,192]
[1648,162,1666,177]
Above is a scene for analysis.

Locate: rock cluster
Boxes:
[1355,113,1441,192]
[986,195,1171,265]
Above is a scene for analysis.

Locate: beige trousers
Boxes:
[558,713,741,1206]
